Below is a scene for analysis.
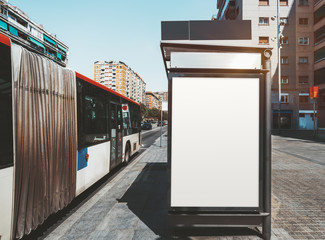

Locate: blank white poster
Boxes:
[171,77,260,208]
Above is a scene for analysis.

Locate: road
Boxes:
[21,125,168,240]
[139,124,168,154]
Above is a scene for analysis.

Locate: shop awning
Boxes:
[28,37,45,50]
[299,110,317,114]
[57,44,67,53]
[56,52,62,60]
[9,25,18,37]
[0,19,8,31]
[273,110,293,114]
[44,34,56,46]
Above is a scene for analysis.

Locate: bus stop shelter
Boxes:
[161,21,272,240]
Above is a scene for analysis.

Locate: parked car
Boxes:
[157,121,165,126]
[141,122,152,130]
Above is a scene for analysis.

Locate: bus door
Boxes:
[110,102,123,170]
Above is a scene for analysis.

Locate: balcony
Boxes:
[225,0,236,20]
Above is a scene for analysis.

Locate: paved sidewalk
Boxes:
[45,134,325,240]
[271,136,325,240]
[46,135,168,240]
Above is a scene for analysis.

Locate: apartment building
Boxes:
[216,0,316,130]
[314,0,325,129]
[145,92,161,110]
[94,61,146,104]
[0,0,68,66]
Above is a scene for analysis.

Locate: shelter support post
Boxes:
[263,52,272,240]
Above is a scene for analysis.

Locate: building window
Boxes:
[280,0,288,5]
[314,4,325,24]
[298,57,308,64]
[314,47,325,63]
[281,93,289,103]
[298,0,308,6]
[314,25,325,45]
[0,6,8,16]
[259,17,269,25]
[299,18,308,25]
[259,0,269,5]
[259,36,269,44]
[281,56,289,65]
[298,37,309,45]
[280,17,288,25]
[320,92,325,105]
[280,36,289,45]
[299,76,308,84]
[315,46,325,63]
[281,76,289,84]
[299,94,309,103]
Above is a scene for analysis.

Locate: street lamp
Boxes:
[277,0,282,133]
[272,0,282,132]
[160,97,163,147]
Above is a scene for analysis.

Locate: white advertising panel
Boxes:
[171,52,261,70]
[171,77,260,208]
[162,101,168,111]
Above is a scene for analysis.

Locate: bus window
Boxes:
[129,104,141,134]
[77,79,109,149]
[83,95,108,144]
[122,104,132,136]
[0,43,13,169]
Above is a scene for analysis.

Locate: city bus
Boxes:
[0,33,141,240]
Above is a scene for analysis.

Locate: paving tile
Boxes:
[95,203,139,231]
[132,228,159,240]
[88,229,134,240]
[44,134,325,240]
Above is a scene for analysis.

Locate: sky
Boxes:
[9,0,217,91]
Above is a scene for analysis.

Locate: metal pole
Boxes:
[313,97,316,138]
[160,98,163,147]
[263,52,272,240]
[277,0,282,133]
[316,98,318,137]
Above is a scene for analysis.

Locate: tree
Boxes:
[140,103,147,119]
[163,111,168,121]
[148,108,160,119]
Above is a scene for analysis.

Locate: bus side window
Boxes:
[77,79,110,149]
[0,43,13,169]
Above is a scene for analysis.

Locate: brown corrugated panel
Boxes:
[11,45,77,239]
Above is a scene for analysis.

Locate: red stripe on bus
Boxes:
[75,72,140,106]
[0,33,11,47]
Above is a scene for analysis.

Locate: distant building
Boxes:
[216,0,318,130]
[0,0,68,66]
[94,61,146,104]
[153,91,168,101]
[146,91,160,110]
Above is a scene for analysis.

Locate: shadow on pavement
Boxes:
[118,162,168,237]
[118,162,263,239]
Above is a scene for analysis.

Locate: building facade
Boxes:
[94,61,146,104]
[216,0,318,130]
[314,0,325,129]
[0,0,69,66]
[145,91,161,110]
[153,91,168,101]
